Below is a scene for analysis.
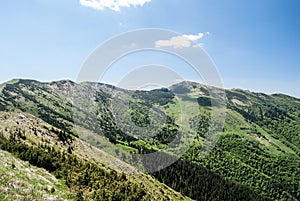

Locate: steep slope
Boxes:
[0,112,192,201]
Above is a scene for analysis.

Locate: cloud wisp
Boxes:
[79,0,151,12]
[155,32,208,49]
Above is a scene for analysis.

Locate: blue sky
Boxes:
[0,0,299,97]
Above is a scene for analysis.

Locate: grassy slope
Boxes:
[164,82,299,200]
[193,90,300,200]
[0,112,192,201]
[0,149,71,201]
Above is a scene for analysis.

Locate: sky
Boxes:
[0,0,299,97]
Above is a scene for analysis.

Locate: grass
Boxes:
[116,143,137,152]
[0,149,72,201]
[223,109,297,156]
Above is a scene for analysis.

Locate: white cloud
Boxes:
[79,0,151,12]
[183,33,204,41]
[155,36,191,49]
[155,32,207,49]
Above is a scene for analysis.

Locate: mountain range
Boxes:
[0,79,299,201]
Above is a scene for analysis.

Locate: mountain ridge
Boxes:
[3,78,299,99]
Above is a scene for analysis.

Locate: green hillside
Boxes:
[0,149,71,201]
[0,112,192,201]
[0,79,299,200]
